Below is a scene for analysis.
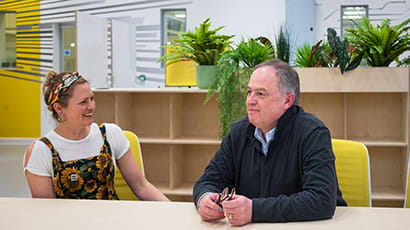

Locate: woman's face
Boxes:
[61,83,96,128]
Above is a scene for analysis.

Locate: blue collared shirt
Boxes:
[254,127,276,156]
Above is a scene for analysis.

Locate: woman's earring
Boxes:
[57,111,67,125]
[57,115,67,125]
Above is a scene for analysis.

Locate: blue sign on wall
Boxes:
[64,49,71,56]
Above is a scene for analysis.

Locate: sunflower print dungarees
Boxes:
[40,124,119,199]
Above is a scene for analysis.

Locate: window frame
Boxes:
[160,8,186,68]
[341,5,369,36]
[0,11,17,70]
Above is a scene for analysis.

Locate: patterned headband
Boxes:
[47,72,80,111]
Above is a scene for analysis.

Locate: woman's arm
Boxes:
[24,143,56,198]
[25,172,56,198]
[116,150,169,201]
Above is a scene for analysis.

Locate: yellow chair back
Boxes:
[332,139,372,207]
[114,130,144,200]
[405,159,410,208]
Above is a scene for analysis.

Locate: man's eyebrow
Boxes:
[248,87,268,92]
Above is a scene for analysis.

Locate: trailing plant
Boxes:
[344,17,410,66]
[206,37,274,138]
[326,27,363,73]
[158,18,234,66]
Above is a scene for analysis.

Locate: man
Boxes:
[193,59,346,226]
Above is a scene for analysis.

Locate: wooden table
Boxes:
[0,197,409,229]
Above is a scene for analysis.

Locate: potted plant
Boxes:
[292,18,409,105]
[344,16,410,67]
[293,28,362,73]
[158,18,234,89]
[294,41,332,67]
[207,37,274,137]
[274,25,292,63]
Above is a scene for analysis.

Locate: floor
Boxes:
[0,145,31,198]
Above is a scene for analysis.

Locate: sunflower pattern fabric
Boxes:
[40,124,119,199]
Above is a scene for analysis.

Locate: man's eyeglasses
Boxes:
[216,187,236,208]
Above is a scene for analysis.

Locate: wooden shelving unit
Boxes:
[93,89,220,201]
[94,67,409,206]
[297,67,409,207]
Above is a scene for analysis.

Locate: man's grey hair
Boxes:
[254,59,300,105]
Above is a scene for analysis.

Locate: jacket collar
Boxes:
[246,105,302,138]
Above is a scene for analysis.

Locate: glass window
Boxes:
[160,9,186,67]
[0,12,16,69]
[341,5,368,36]
[61,24,76,72]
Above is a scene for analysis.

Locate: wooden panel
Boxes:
[182,145,218,183]
[369,147,406,194]
[170,145,183,189]
[298,67,409,92]
[116,93,133,128]
[94,92,116,123]
[299,93,345,139]
[180,93,219,139]
[141,144,170,186]
[131,93,170,139]
[347,93,406,142]
[170,94,183,139]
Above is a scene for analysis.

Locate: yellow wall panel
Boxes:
[0,0,41,138]
[164,49,197,87]
[0,74,41,138]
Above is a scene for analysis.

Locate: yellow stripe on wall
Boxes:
[0,0,41,138]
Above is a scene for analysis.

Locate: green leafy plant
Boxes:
[275,25,292,63]
[326,27,363,73]
[344,17,410,66]
[294,43,313,67]
[158,18,234,66]
[207,37,274,138]
[294,41,332,67]
[397,55,410,67]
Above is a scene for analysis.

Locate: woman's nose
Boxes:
[89,100,96,109]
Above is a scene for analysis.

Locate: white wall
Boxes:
[314,0,410,41]
[286,0,315,49]
[187,0,286,44]
[36,0,409,91]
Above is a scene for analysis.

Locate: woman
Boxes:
[24,71,169,201]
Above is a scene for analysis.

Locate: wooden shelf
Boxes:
[372,186,405,200]
[93,67,409,206]
[93,90,220,201]
[156,183,193,196]
[140,137,220,145]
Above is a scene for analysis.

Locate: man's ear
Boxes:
[284,93,295,109]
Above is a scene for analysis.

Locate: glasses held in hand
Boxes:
[216,187,235,209]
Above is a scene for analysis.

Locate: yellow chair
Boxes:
[114,130,145,200]
[404,159,410,208]
[332,139,372,207]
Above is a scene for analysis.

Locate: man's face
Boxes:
[246,66,293,133]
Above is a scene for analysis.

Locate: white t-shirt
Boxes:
[24,123,129,177]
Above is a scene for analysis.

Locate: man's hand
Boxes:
[221,194,252,226]
[197,193,225,221]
